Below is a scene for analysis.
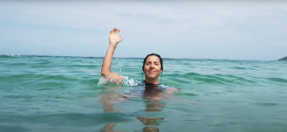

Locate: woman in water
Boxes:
[101,28,177,98]
[101,28,173,86]
[101,28,163,86]
[101,28,177,100]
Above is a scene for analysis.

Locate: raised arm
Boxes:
[101,28,123,85]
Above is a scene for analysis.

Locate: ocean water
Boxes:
[0,55,287,132]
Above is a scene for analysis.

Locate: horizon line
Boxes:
[0,54,280,61]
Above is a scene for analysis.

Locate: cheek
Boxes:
[143,65,149,71]
[156,65,162,70]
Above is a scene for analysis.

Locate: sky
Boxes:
[0,1,287,60]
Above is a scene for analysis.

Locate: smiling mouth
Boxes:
[148,71,156,74]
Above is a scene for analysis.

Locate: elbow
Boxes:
[101,71,106,77]
[101,70,110,77]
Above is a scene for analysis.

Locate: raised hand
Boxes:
[109,28,123,48]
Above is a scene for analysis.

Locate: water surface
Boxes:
[0,55,287,132]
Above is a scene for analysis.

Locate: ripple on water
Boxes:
[229,66,247,70]
[0,112,133,127]
[266,78,287,84]
[165,72,257,86]
[251,102,279,106]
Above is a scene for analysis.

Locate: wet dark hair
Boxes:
[142,53,163,71]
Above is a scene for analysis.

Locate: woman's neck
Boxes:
[144,78,160,84]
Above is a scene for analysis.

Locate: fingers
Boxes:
[113,28,117,33]
[111,28,120,35]
[113,28,118,35]
[109,28,121,38]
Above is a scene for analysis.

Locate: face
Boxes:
[143,55,162,79]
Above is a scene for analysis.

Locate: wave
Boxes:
[65,64,98,69]
[0,74,78,82]
[214,74,257,83]
[266,78,287,83]
[0,54,20,57]
[229,66,247,70]
[0,112,132,126]
[165,72,256,85]
[1,73,99,85]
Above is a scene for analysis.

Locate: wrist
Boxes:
[108,45,117,50]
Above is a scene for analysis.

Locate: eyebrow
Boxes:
[146,61,159,63]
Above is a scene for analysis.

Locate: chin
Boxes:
[147,75,158,79]
[144,72,159,79]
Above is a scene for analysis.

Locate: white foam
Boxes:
[97,76,119,86]
[97,76,110,86]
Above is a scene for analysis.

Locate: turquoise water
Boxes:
[0,55,287,132]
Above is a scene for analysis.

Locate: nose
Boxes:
[150,63,155,69]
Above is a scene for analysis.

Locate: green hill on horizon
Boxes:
[278,56,287,61]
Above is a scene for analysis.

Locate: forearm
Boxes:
[101,45,116,77]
